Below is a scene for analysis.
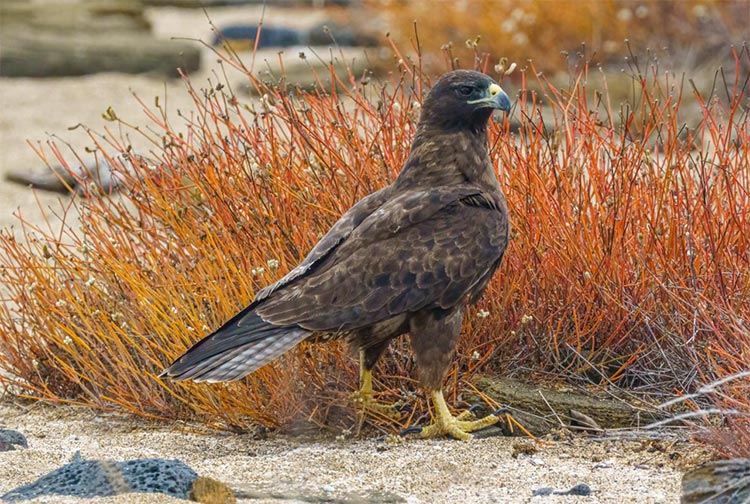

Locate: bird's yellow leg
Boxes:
[350,351,400,419]
[420,389,500,440]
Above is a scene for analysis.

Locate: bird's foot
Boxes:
[350,390,402,420]
[352,365,402,419]
[418,410,499,441]
[402,390,500,441]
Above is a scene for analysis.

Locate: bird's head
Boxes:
[419,70,511,134]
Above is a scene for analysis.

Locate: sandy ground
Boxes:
[0,401,707,504]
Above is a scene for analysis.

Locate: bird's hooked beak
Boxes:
[468,83,511,113]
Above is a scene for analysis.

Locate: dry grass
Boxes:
[0,35,748,452]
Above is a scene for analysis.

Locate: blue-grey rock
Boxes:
[213,25,301,48]
[533,482,591,497]
[0,429,28,451]
[212,21,378,49]
[1,452,198,502]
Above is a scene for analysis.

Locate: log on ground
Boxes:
[468,376,669,436]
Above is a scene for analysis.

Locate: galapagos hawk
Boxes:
[161,70,512,440]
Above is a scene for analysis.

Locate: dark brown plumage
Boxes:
[161,70,512,439]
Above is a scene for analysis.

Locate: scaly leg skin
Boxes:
[349,352,400,419]
[420,389,500,440]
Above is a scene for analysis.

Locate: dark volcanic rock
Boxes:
[533,483,592,497]
[307,21,378,47]
[0,430,28,452]
[212,21,378,49]
[212,25,301,48]
[1,452,199,502]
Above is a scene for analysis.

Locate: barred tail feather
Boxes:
[172,329,307,383]
[160,309,309,383]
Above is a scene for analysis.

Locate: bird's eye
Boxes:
[457,86,474,97]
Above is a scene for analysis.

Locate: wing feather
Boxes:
[252,186,393,304]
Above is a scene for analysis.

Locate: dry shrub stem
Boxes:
[0,41,748,452]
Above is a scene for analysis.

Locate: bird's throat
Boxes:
[396,129,497,192]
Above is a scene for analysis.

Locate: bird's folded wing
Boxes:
[255,185,508,332]
[253,186,393,303]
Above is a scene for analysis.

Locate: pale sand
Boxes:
[0,401,703,504]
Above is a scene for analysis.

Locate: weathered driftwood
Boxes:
[1,0,151,33]
[681,458,750,504]
[4,154,156,196]
[468,376,668,436]
[0,1,200,77]
[2,32,201,77]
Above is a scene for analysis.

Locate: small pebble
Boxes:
[512,440,538,458]
[533,483,592,497]
[533,487,555,496]
[567,483,592,496]
[0,429,27,451]
[190,476,236,504]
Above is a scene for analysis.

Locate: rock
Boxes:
[681,458,750,503]
[189,477,236,504]
[1,31,201,78]
[143,0,348,6]
[0,429,28,452]
[212,21,378,50]
[532,483,592,497]
[511,439,537,458]
[213,25,302,49]
[1,452,201,502]
[569,408,604,434]
[246,52,370,95]
[306,22,379,47]
[1,0,151,33]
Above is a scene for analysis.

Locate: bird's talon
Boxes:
[468,404,484,414]
[400,425,424,437]
[492,406,510,417]
[393,403,412,413]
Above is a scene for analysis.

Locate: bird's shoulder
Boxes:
[349,183,506,241]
